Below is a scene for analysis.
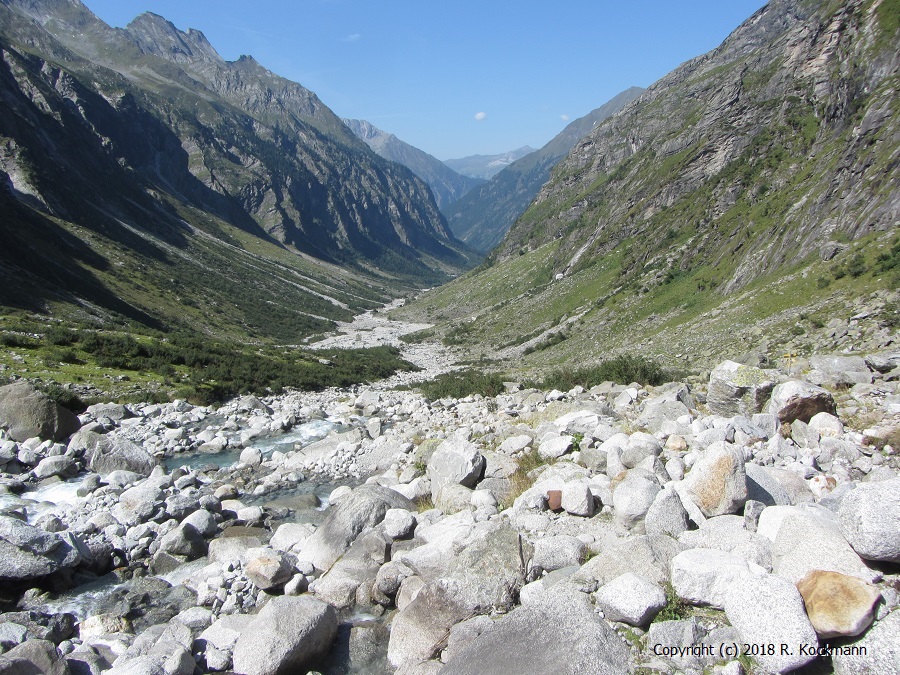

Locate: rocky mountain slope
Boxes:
[443,146,536,180]
[445,87,645,253]
[0,0,475,340]
[396,0,899,373]
[343,118,485,211]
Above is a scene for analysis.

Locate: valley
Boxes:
[0,0,898,673]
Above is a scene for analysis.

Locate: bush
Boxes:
[417,369,506,401]
[529,354,676,390]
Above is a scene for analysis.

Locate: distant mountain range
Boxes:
[443,147,536,181]
[0,0,476,340]
[343,119,485,211]
[444,87,645,252]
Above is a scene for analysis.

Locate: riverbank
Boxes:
[0,316,898,673]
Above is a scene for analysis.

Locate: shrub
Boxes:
[40,384,88,413]
[417,369,506,401]
[529,354,676,390]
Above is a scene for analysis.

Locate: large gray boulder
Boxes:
[574,535,685,589]
[724,574,818,674]
[766,380,837,423]
[438,586,633,674]
[231,596,337,675]
[0,516,83,580]
[838,477,900,563]
[84,433,157,476]
[612,470,661,527]
[293,485,414,572]
[427,435,485,499]
[0,382,81,442]
[707,361,775,417]
[0,639,70,675]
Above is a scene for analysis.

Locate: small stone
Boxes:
[546,490,562,511]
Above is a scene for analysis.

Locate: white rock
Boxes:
[724,574,818,674]
[671,548,757,609]
[594,573,666,627]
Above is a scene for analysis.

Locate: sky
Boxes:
[83,0,769,160]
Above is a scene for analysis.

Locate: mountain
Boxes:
[343,119,485,211]
[0,0,476,341]
[395,0,899,372]
[444,87,645,253]
[443,147,536,180]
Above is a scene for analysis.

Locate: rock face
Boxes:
[0,1,472,341]
[231,596,337,675]
[796,570,881,639]
[0,382,80,442]
[838,478,900,563]
[707,361,775,417]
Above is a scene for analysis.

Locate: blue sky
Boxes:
[84,0,768,160]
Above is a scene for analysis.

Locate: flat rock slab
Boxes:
[438,586,633,675]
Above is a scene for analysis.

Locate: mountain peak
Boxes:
[126,12,222,64]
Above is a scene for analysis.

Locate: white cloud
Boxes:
[474,111,487,121]
[560,114,570,121]
[342,33,361,42]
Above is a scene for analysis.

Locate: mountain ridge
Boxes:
[343,118,485,211]
[443,146,536,180]
[444,86,645,252]
[394,0,899,373]
[0,0,476,341]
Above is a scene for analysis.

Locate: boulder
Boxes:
[387,579,471,669]
[244,548,294,591]
[158,523,206,560]
[612,471,661,527]
[0,382,81,442]
[427,435,485,499]
[724,574,818,674]
[671,548,755,609]
[621,432,663,468]
[538,435,573,461]
[85,434,157,476]
[561,482,595,517]
[796,570,881,638]
[575,535,685,589]
[766,380,837,423]
[832,609,900,675]
[294,485,414,572]
[594,573,666,627]
[382,508,416,540]
[707,361,775,417]
[0,639,70,675]
[685,443,747,517]
[644,487,690,538]
[838,477,900,563]
[531,535,587,572]
[0,516,83,580]
[33,455,78,479]
[437,586,633,674]
[231,596,337,675]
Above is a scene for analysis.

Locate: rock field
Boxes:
[0,310,898,674]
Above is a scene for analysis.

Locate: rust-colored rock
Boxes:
[797,570,881,638]
[546,490,562,511]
